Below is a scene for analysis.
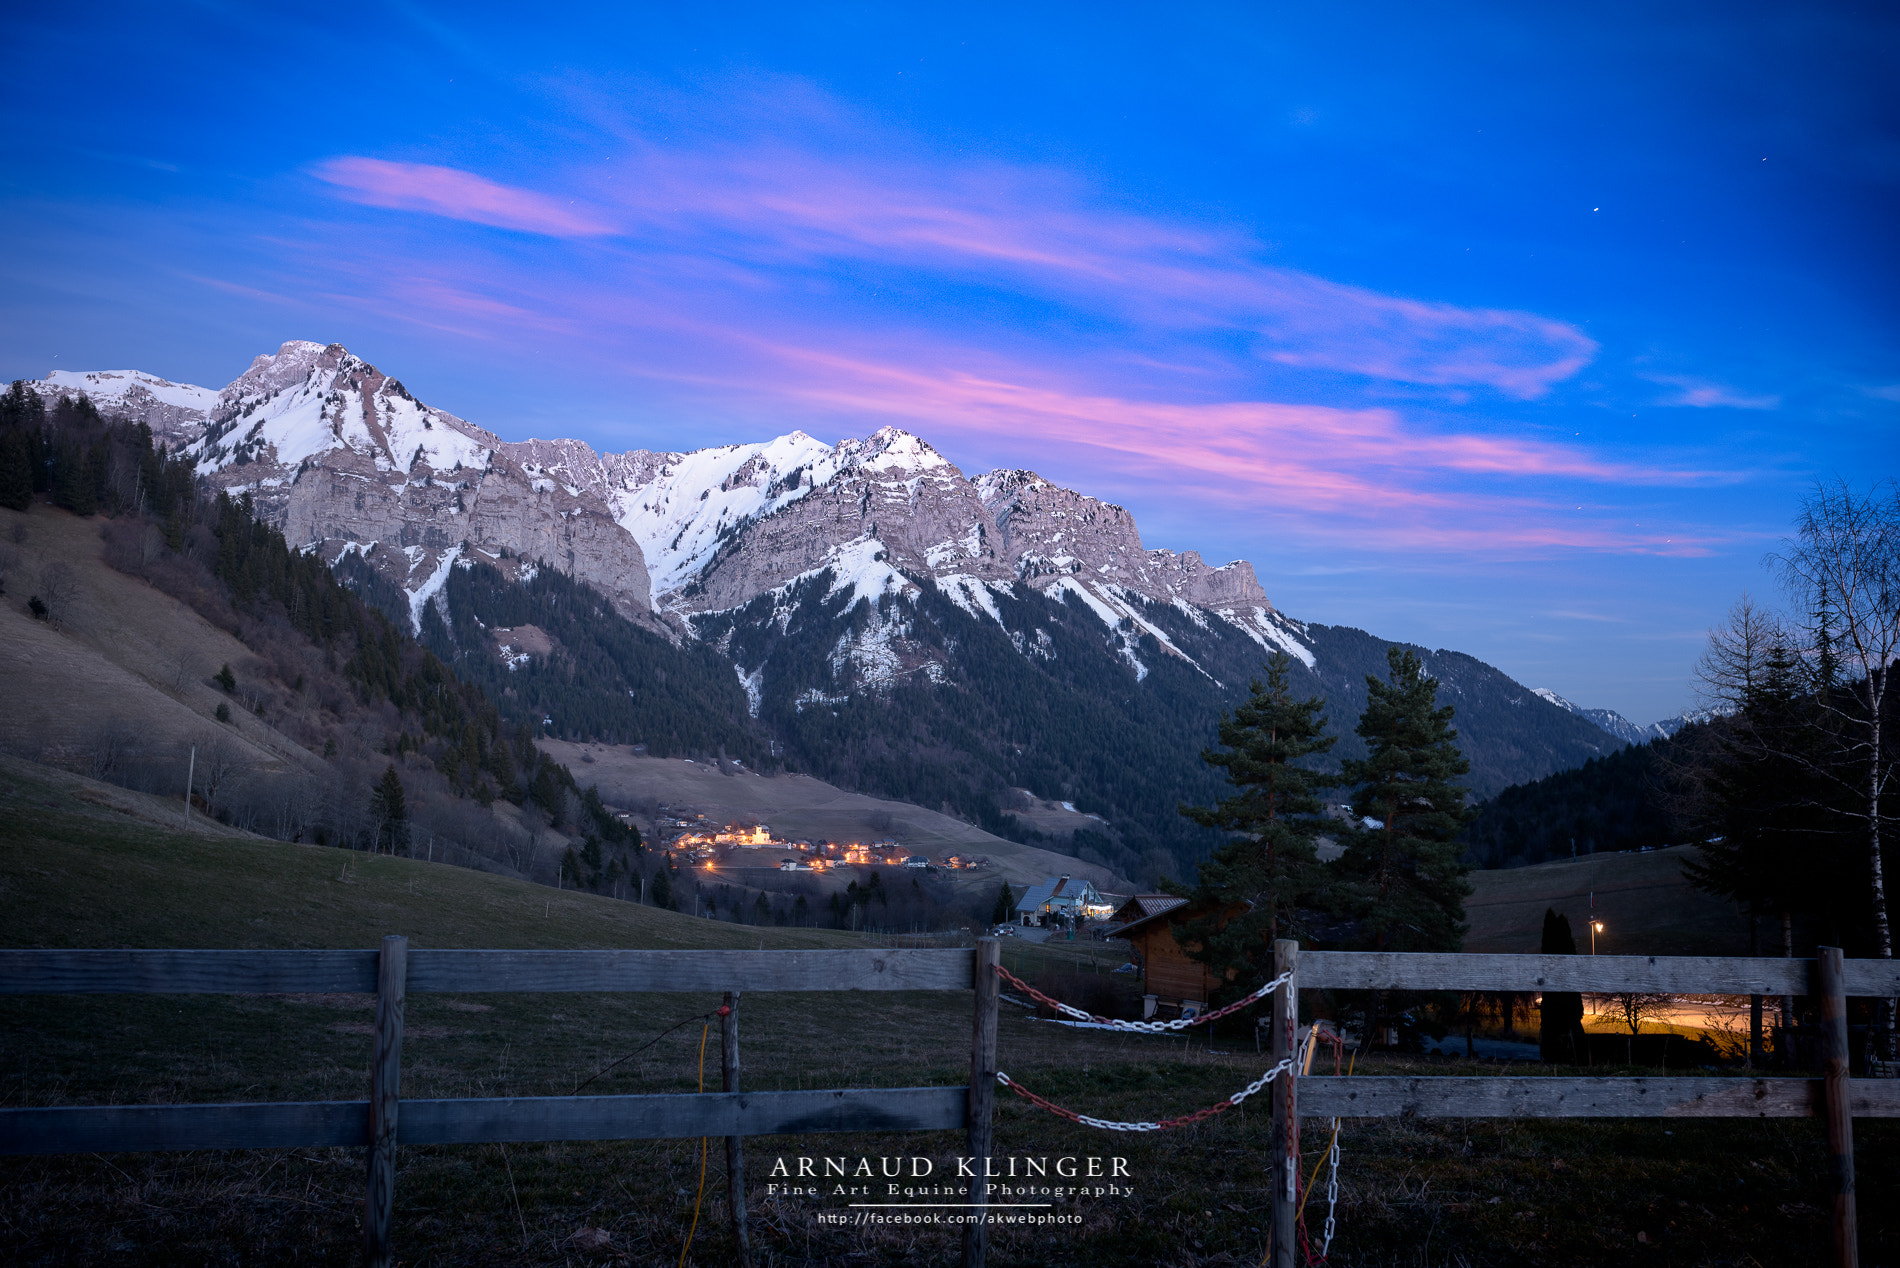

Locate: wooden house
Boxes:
[1108,894,1248,1020]
[1015,874,1112,925]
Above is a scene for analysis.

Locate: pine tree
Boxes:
[1176,651,1337,995]
[1335,647,1475,953]
[1683,642,1838,937]
[1538,909,1586,1064]
[369,764,408,853]
[650,865,674,910]
[0,430,32,511]
[990,881,1016,926]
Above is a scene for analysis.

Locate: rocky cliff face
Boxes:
[42,342,658,630]
[24,343,1292,666]
[29,339,1633,876]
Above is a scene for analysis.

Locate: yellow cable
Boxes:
[679,1023,711,1268]
[1297,1049,1356,1225]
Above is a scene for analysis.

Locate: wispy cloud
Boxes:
[313,157,618,238]
[1643,373,1780,410]
[314,145,1596,397]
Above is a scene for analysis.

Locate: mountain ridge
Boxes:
[22,341,1633,879]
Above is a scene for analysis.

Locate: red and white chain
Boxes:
[995,963,1293,1032]
[993,1055,1295,1132]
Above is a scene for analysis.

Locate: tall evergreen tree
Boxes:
[990,881,1016,926]
[1176,651,1337,995]
[1335,647,1475,953]
[1683,641,1844,955]
[369,764,408,853]
[0,430,32,511]
[1538,908,1586,1064]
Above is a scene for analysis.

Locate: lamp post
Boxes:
[1591,920,1603,955]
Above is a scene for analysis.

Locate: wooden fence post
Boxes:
[964,937,1000,1268]
[1270,938,1300,1268]
[722,991,751,1266]
[365,935,407,1268]
[1817,947,1858,1268]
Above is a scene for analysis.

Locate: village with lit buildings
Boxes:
[654,812,991,875]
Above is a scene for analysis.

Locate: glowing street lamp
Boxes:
[1591,920,1604,955]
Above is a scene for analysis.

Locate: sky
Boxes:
[2,1,1895,725]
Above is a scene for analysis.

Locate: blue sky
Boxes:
[3,1,1894,724]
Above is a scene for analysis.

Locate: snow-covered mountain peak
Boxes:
[850,426,956,475]
[24,368,221,443]
[1530,687,1671,746]
[191,340,496,478]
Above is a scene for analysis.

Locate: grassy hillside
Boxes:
[540,738,1128,893]
[1464,845,1751,957]
[4,759,1892,1267]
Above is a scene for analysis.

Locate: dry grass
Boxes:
[0,504,317,776]
[3,759,1892,1266]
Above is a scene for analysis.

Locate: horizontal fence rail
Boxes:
[1298,950,1900,998]
[0,948,978,996]
[0,1086,968,1155]
[1298,1076,1900,1119]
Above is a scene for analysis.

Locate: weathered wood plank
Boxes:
[0,949,977,995]
[1269,939,1298,1268]
[0,1087,968,1155]
[1817,948,1860,1268]
[365,935,407,1268]
[1842,960,1900,999]
[0,950,378,995]
[1299,952,1815,996]
[404,949,978,994]
[0,1102,370,1154]
[965,939,1001,1268]
[397,1087,968,1144]
[1299,1076,1900,1118]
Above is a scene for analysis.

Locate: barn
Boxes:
[1108,894,1248,1020]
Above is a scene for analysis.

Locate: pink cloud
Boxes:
[311,145,1595,396]
[312,157,618,239]
[1642,374,1780,410]
[592,147,1598,396]
[737,342,1716,553]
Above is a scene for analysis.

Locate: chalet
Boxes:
[1108,894,1247,1020]
[1015,875,1112,925]
[904,855,931,869]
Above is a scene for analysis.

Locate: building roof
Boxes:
[1110,894,1187,926]
[1108,895,1197,938]
[1015,875,1100,913]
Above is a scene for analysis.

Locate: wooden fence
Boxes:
[8,940,1900,1268]
[1268,941,1900,1268]
[0,940,1006,1268]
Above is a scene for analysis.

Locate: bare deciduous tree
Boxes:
[36,562,78,630]
[193,734,244,819]
[1772,480,1900,958]
[1773,478,1900,1055]
[1695,592,1787,712]
[84,718,141,784]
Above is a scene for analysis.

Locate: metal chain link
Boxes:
[1321,1120,1341,1257]
[995,963,1293,1031]
[994,1057,1295,1132]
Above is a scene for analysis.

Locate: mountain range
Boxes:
[23,341,1660,880]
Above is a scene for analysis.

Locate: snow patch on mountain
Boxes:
[406,544,464,636]
[936,573,1008,624]
[608,431,839,601]
[1216,606,1318,668]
